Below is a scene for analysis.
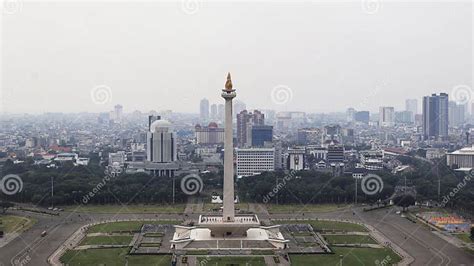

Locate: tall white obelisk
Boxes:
[222,72,236,222]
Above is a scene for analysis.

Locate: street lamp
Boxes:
[51,176,54,209]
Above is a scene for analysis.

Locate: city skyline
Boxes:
[2,1,471,114]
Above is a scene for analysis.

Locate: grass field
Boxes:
[0,215,36,233]
[454,233,473,243]
[87,220,179,234]
[291,247,401,265]
[281,220,368,232]
[198,256,266,266]
[324,235,377,244]
[60,248,171,266]
[63,204,186,214]
[80,235,133,246]
[267,204,349,213]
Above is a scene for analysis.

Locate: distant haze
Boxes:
[1,1,472,114]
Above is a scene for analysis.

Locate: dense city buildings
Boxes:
[297,128,321,145]
[423,93,449,140]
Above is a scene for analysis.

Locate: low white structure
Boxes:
[447,146,474,168]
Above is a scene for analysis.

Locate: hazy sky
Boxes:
[1,0,472,114]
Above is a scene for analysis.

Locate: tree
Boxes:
[471,227,474,240]
[393,194,416,212]
[0,201,14,213]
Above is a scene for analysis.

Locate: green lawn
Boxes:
[63,204,186,214]
[324,235,377,245]
[0,215,36,233]
[198,256,266,266]
[454,233,473,243]
[80,235,133,246]
[267,204,349,214]
[291,247,401,265]
[60,248,171,266]
[281,220,368,232]
[87,220,179,234]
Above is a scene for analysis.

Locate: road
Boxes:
[0,205,473,266]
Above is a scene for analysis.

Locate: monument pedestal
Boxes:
[171,214,288,250]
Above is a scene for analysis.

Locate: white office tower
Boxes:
[379,107,395,127]
[200,98,210,121]
[147,120,177,163]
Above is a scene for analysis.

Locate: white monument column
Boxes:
[222,72,236,222]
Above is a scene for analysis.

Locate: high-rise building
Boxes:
[449,101,465,127]
[251,125,273,147]
[210,104,218,120]
[379,107,395,127]
[405,99,418,115]
[148,115,161,130]
[395,111,413,124]
[322,125,342,147]
[112,104,123,123]
[235,148,275,177]
[234,100,247,118]
[200,98,210,121]
[236,110,265,147]
[354,111,370,124]
[346,108,356,122]
[327,145,344,163]
[423,93,449,139]
[217,104,224,121]
[195,122,225,145]
[147,120,177,163]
